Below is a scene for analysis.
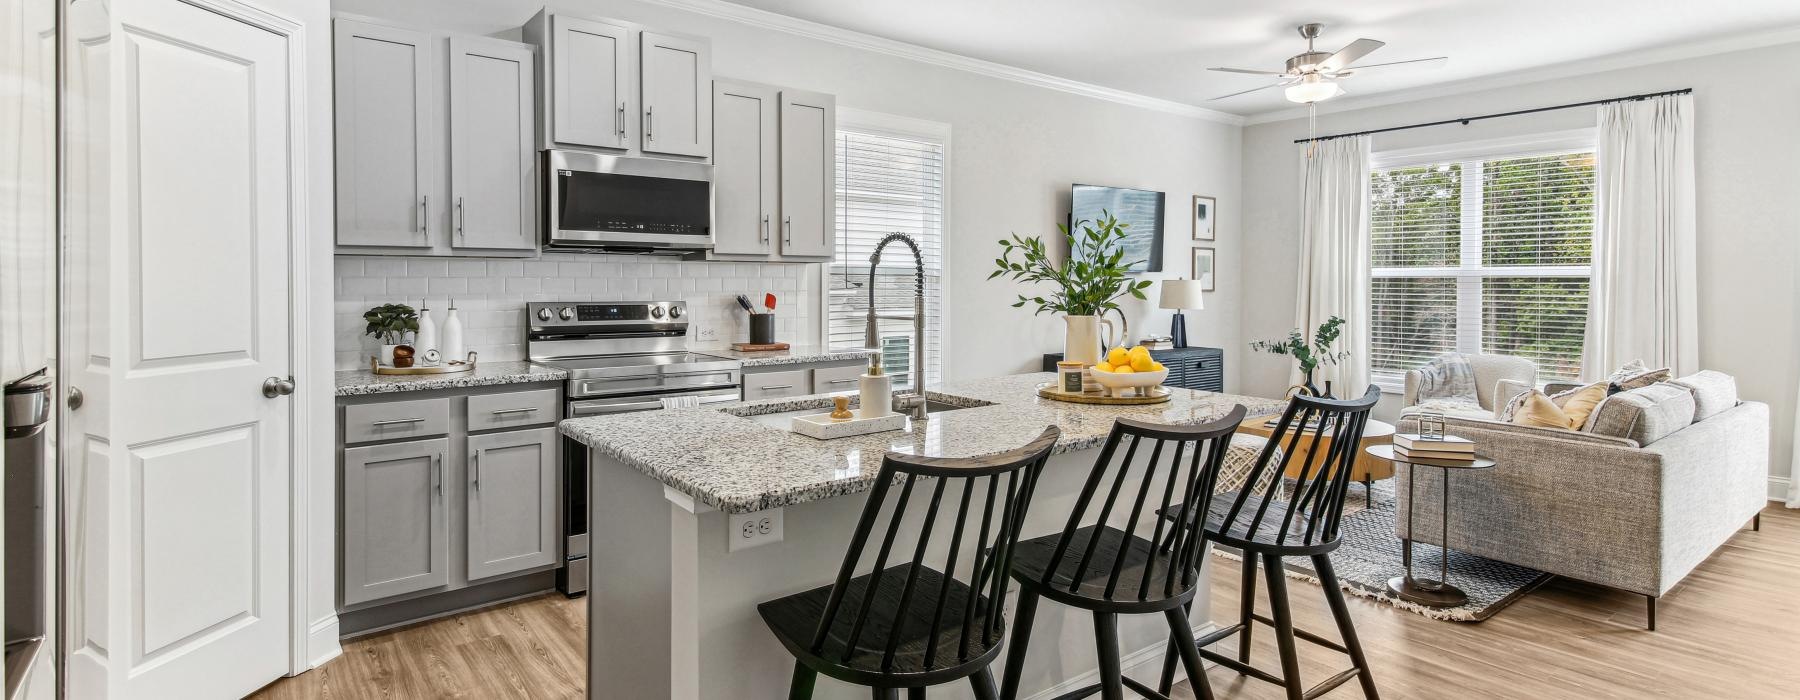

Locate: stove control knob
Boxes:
[558,307,576,321]
[536,307,553,322]
[668,305,684,319]
[650,306,666,319]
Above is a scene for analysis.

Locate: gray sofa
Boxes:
[1393,372,1768,629]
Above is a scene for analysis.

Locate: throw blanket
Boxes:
[1414,352,1480,411]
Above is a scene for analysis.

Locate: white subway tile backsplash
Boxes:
[407,259,449,277]
[365,258,406,276]
[450,259,487,277]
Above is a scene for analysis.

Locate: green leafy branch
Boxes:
[1249,316,1349,375]
[987,212,1153,318]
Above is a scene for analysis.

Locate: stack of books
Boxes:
[1393,433,1476,465]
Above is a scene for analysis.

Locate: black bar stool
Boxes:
[1155,388,1382,700]
[998,406,1248,700]
[758,426,1061,699]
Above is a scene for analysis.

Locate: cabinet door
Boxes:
[743,369,809,401]
[551,15,630,150]
[712,80,778,256]
[334,19,438,248]
[778,89,835,258]
[640,31,712,158]
[450,37,537,251]
[466,427,559,580]
[343,437,450,606]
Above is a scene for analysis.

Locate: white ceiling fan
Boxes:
[1210,23,1447,104]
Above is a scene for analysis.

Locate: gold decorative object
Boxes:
[830,396,854,421]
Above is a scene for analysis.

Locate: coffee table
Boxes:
[1239,415,1395,507]
[1365,443,1497,608]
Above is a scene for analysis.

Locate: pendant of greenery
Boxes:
[363,303,420,345]
[988,212,1154,317]
[1250,316,1349,390]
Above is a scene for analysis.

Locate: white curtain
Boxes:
[1584,93,1698,379]
[1293,136,1372,396]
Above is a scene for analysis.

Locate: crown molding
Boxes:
[1242,23,1800,125]
[639,0,1245,125]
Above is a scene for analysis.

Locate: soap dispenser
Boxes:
[415,300,438,361]
[859,351,892,419]
[440,298,464,363]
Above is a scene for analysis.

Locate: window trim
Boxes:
[1368,129,1597,391]
[819,107,952,387]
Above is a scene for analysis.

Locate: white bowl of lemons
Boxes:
[1090,345,1168,398]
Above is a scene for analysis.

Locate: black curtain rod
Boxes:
[1292,88,1693,144]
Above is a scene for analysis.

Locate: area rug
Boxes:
[1209,481,1552,622]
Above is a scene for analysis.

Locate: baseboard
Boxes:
[1023,622,1220,700]
[1769,476,1791,503]
[306,615,342,670]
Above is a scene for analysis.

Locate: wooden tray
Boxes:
[370,351,478,375]
[731,342,790,352]
[1036,383,1172,405]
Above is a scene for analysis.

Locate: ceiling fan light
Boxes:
[1284,74,1343,104]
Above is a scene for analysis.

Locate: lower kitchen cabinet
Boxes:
[342,437,450,606]
[466,427,559,580]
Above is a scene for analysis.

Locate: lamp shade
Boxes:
[1284,74,1344,104]
[1159,279,1206,310]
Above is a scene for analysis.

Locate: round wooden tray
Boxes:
[370,351,478,375]
[1036,383,1172,405]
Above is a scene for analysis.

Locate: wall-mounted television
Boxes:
[1070,183,1164,273]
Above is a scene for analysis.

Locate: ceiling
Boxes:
[721,0,1800,117]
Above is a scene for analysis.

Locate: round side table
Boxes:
[1364,443,1497,608]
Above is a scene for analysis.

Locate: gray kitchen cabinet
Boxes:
[711,80,778,257]
[449,36,537,251]
[640,31,713,158]
[342,437,450,606]
[333,19,437,250]
[741,359,867,400]
[466,427,559,581]
[546,14,630,150]
[742,368,809,401]
[811,363,864,394]
[778,89,835,259]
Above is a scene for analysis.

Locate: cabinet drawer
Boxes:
[811,364,864,394]
[467,388,559,431]
[743,369,808,400]
[343,397,452,445]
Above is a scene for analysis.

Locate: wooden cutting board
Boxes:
[730,342,790,352]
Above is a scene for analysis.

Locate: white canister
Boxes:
[440,300,464,363]
[415,303,438,362]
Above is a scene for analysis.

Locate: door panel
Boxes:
[342,438,449,604]
[333,19,435,248]
[450,37,536,250]
[110,0,298,696]
[711,81,777,256]
[639,31,710,158]
[466,428,557,580]
[552,15,628,149]
[778,90,834,258]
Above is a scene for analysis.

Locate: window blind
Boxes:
[826,129,945,391]
[1369,148,1594,388]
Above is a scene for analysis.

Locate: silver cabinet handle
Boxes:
[261,376,295,398]
[761,214,770,242]
[617,101,626,137]
[472,450,481,491]
[645,105,653,142]
[783,215,793,243]
[759,384,794,391]
[421,195,429,234]
[434,452,443,497]
[370,417,424,427]
[455,196,464,239]
[825,378,855,384]
[490,407,539,415]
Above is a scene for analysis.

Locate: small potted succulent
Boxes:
[363,303,420,367]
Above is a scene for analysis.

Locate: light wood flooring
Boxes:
[254,505,1800,699]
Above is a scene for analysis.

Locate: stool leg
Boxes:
[873,689,899,700]
[1155,600,1192,695]
[1262,553,1304,700]
[1238,552,1258,665]
[969,667,999,700]
[907,688,926,700]
[1164,605,1215,700]
[1093,612,1125,700]
[999,588,1040,700]
[1314,554,1380,699]
[787,661,816,700]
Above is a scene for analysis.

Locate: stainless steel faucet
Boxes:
[863,233,929,420]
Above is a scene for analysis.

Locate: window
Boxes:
[1369,134,1595,389]
[823,119,947,391]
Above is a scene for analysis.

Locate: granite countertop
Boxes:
[561,373,1286,513]
[691,343,875,368]
[335,361,567,396]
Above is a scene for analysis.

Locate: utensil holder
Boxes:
[749,314,776,345]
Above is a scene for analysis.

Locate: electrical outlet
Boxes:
[728,507,783,552]
[696,325,719,342]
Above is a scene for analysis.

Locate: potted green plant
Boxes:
[989,213,1154,368]
[363,303,420,366]
[1249,316,1349,397]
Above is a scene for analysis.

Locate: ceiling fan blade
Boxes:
[1334,56,1447,73]
[1208,67,1290,76]
[1208,83,1281,101]
[1318,38,1385,72]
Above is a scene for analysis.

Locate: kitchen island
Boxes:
[562,373,1284,699]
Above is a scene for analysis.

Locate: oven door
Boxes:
[545,150,713,251]
[566,385,740,416]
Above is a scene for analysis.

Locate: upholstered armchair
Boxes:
[1402,353,1536,420]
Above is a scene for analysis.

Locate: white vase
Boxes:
[1063,315,1117,390]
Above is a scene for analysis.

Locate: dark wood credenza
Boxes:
[1041,346,1224,392]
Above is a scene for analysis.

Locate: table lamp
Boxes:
[1159,279,1205,349]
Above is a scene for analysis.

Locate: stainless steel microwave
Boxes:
[543,150,713,253]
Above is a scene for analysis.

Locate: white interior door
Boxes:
[85,0,300,696]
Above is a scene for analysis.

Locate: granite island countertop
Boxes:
[561,372,1286,513]
[335,361,567,396]
[690,343,874,367]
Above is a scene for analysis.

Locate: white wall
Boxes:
[1239,42,1800,493]
[331,0,1245,387]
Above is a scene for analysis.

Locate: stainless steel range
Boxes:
[527,300,741,595]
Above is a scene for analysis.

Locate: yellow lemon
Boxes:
[1150,361,1165,372]
[1106,347,1129,366]
[1129,345,1151,359]
[1093,362,1114,373]
[1112,365,1135,374]
[1130,354,1155,372]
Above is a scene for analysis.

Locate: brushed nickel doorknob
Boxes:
[262,376,295,398]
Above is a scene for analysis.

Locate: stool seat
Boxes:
[1159,492,1342,557]
[1010,525,1200,614]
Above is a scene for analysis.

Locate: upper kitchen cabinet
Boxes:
[524,10,712,160]
[334,19,437,250]
[711,80,835,262]
[449,37,536,251]
[778,89,835,258]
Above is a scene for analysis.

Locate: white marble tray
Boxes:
[790,410,907,440]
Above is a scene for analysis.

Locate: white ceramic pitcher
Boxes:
[1063,314,1117,366]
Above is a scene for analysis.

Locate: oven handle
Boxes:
[568,391,738,417]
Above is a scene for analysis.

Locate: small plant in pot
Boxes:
[1250,316,1349,397]
[364,303,420,366]
[989,212,1153,371]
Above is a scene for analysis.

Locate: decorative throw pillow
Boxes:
[1506,382,1608,430]
[1557,382,1609,427]
[1605,359,1671,394]
[1511,390,1577,429]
